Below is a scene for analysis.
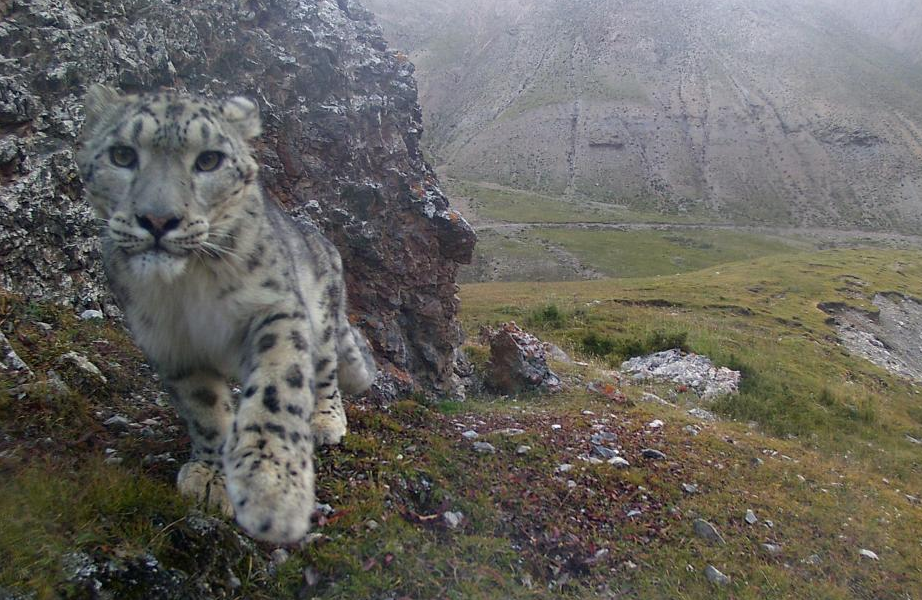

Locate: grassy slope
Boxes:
[2,248,921,598]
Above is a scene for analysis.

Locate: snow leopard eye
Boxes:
[109,146,138,169]
[194,151,224,173]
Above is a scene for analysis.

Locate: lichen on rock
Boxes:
[0,0,475,397]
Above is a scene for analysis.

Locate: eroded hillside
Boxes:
[366,0,922,231]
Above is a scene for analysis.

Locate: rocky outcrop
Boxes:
[621,349,741,400]
[480,322,561,394]
[0,0,475,396]
[820,293,922,382]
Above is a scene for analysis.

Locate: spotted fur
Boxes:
[77,85,377,544]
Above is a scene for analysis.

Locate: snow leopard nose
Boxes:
[136,214,183,239]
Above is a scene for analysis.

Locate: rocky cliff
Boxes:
[0,0,476,396]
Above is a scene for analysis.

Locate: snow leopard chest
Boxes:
[127,272,252,376]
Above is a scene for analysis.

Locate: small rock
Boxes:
[688,407,718,421]
[905,494,920,505]
[34,321,53,331]
[462,430,479,440]
[683,425,700,436]
[269,548,290,573]
[556,463,574,473]
[622,560,638,570]
[57,351,107,384]
[79,309,104,321]
[764,520,774,529]
[704,565,730,586]
[647,419,664,429]
[682,483,698,494]
[641,448,667,460]
[802,554,822,565]
[858,548,879,561]
[906,434,922,445]
[693,519,726,545]
[516,445,532,455]
[626,509,642,518]
[590,431,618,445]
[591,445,618,460]
[103,415,130,432]
[495,428,525,436]
[443,511,463,529]
[744,509,758,525]
[473,441,496,454]
[365,520,379,531]
[551,424,562,430]
[750,457,764,467]
[641,392,671,405]
[315,503,335,516]
[302,566,320,587]
[228,574,242,589]
[0,331,34,379]
[762,543,782,556]
[103,456,123,465]
[607,457,630,468]
[567,479,577,489]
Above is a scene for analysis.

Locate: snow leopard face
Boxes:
[77,85,262,281]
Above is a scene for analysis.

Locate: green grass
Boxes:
[3,249,922,598]
[526,228,812,279]
[447,179,697,225]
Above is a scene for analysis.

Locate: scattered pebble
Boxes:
[302,566,320,587]
[641,448,667,460]
[626,509,642,518]
[516,445,531,455]
[473,441,496,454]
[858,549,879,561]
[462,430,479,440]
[762,543,783,556]
[693,519,726,545]
[269,548,290,573]
[495,428,525,436]
[443,511,463,529]
[688,407,718,422]
[683,425,700,436]
[745,509,758,525]
[647,419,664,429]
[641,392,672,406]
[802,554,822,565]
[704,565,730,586]
[79,309,104,321]
[103,415,130,432]
[750,457,764,467]
[556,463,574,474]
[590,431,618,445]
[315,503,335,516]
[551,424,562,431]
[591,445,618,460]
[607,456,630,468]
[57,351,107,384]
[682,483,699,494]
[365,520,379,531]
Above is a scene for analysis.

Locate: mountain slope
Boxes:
[365,0,922,231]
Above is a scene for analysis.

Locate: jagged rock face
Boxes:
[0,0,476,396]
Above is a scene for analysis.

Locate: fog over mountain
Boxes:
[365,0,922,231]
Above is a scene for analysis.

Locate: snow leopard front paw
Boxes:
[177,460,234,517]
[310,405,347,446]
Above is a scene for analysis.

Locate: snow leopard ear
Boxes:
[221,96,262,140]
[83,84,123,130]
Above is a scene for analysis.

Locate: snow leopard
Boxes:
[77,85,376,544]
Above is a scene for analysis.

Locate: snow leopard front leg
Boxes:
[223,314,318,544]
[165,370,235,517]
